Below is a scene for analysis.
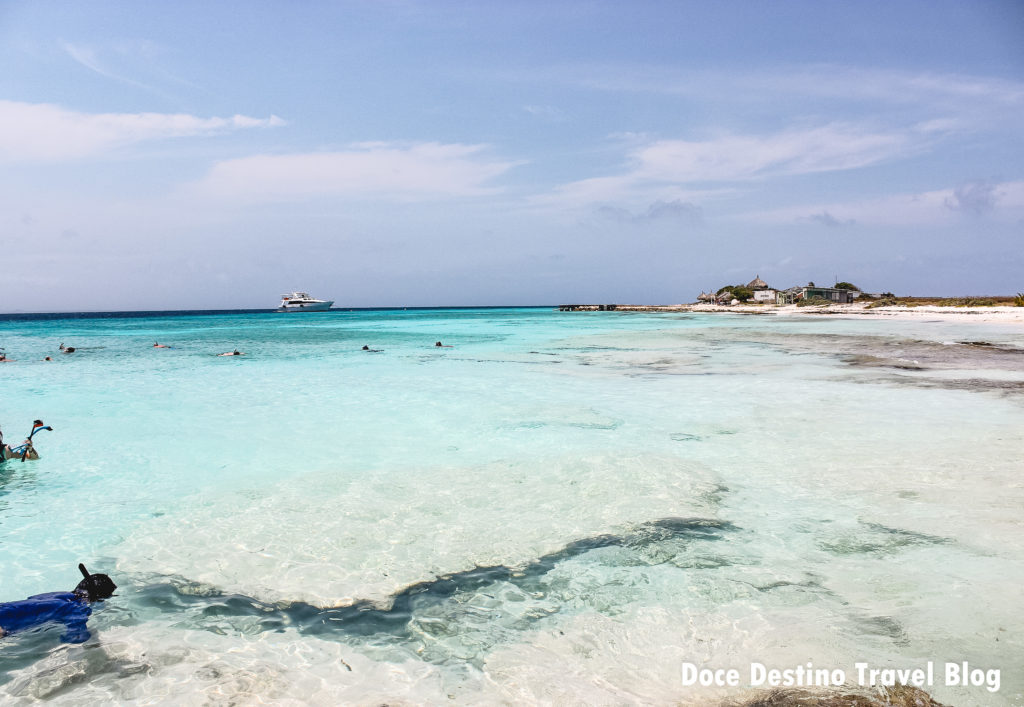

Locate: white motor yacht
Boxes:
[277,292,334,312]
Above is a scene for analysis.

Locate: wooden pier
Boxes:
[558,304,617,311]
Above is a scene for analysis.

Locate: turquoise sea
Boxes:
[1,308,1022,705]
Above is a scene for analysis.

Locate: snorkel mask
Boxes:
[73,563,117,602]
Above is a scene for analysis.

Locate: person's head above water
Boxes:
[72,563,117,602]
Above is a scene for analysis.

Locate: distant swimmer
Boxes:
[0,353,11,362]
[362,345,369,350]
[0,564,116,644]
[218,349,245,356]
[434,341,453,348]
[44,356,52,361]
[153,342,170,348]
[362,345,382,352]
[59,344,75,354]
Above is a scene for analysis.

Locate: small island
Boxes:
[560,276,1024,323]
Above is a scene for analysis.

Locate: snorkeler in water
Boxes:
[1,420,53,462]
[217,349,245,356]
[0,564,116,644]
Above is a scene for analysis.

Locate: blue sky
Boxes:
[1,0,1022,310]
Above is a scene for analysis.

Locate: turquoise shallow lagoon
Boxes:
[1,308,1022,705]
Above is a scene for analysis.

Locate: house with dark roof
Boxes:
[776,283,857,304]
[802,285,856,303]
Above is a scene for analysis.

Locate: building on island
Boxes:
[746,275,777,303]
[696,277,858,306]
[776,286,803,305]
[801,285,856,303]
[776,283,857,304]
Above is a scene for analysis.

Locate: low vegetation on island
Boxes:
[865,295,1022,308]
[704,277,1023,308]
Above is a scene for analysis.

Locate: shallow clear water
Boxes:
[1,308,1022,705]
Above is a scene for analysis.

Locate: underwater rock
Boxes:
[725,684,947,706]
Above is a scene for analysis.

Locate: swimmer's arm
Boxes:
[60,618,90,644]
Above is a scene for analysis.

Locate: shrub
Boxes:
[716,285,754,302]
[797,296,832,307]
[936,298,996,307]
[1015,293,1024,307]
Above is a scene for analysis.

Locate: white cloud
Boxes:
[61,40,168,96]
[631,123,907,182]
[62,42,108,76]
[537,176,733,214]
[805,211,855,228]
[595,199,703,225]
[741,180,1024,228]
[541,123,917,209]
[189,142,520,202]
[571,64,1024,112]
[0,101,284,163]
[523,104,567,121]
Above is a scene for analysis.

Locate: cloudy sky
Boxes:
[1,1,1022,310]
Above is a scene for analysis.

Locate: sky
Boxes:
[1,0,1022,311]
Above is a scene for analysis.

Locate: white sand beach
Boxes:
[611,302,1024,324]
